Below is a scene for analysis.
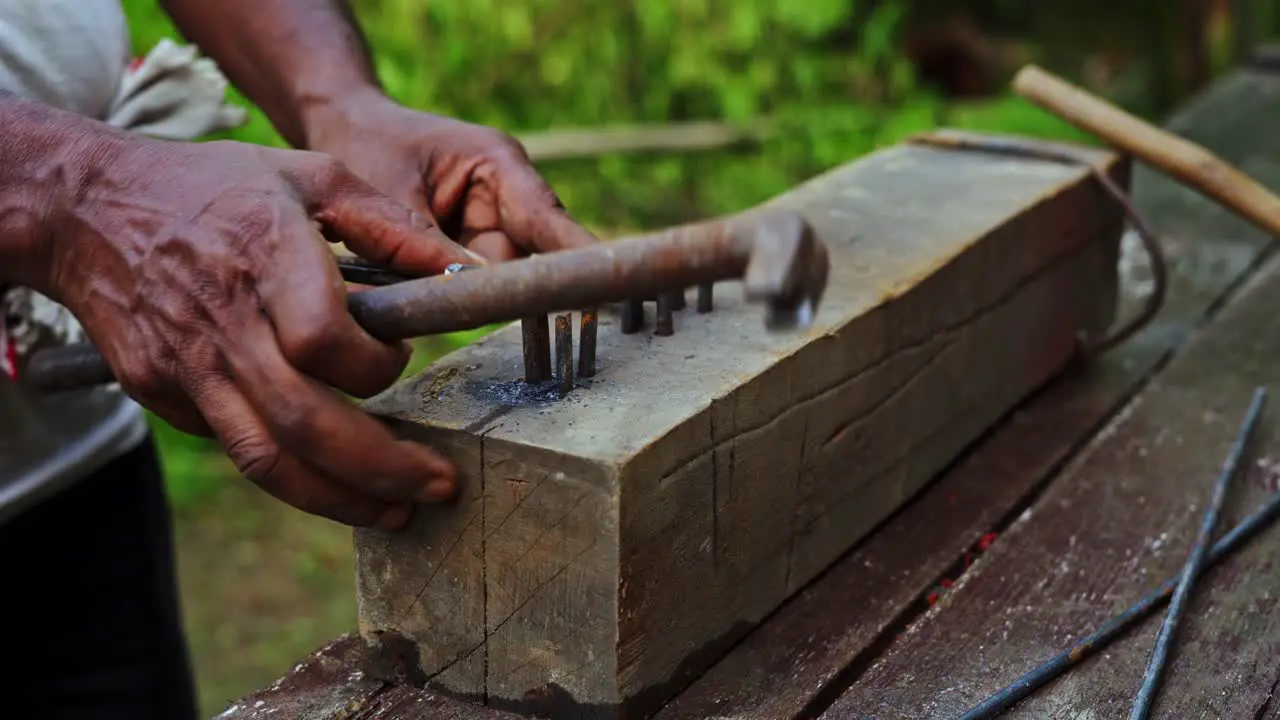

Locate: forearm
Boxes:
[160,0,384,149]
[0,93,124,290]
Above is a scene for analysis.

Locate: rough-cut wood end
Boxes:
[353,129,1129,719]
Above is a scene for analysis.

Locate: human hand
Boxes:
[302,91,599,262]
[38,134,481,531]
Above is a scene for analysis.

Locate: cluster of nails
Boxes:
[621,282,716,336]
[519,310,595,393]
[519,282,716,392]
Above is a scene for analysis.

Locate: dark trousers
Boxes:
[0,437,198,719]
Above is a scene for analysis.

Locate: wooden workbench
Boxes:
[218,56,1280,720]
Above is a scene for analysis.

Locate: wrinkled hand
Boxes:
[43,136,480,530]
[304,93,599,262]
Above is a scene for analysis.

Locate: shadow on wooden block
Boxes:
[353,129,1129,719]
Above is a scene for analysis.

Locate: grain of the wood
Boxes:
[822,249,1280,720]
[1013,64,1280,237]
[351,129,1126,718]
[654,64,1280,720]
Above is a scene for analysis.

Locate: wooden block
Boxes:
[353,130,1128,719]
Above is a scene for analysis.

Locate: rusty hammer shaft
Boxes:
[26,210,828,393]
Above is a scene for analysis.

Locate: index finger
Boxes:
[317,189,486,275]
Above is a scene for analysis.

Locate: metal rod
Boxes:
[577,308,597,378]
[335,258,474,286]
[26,210,827,392]
[621,299,645,334]
[334,257,415,286]
[1129,386,1268,720]
[554,313,573,392]
[697,283,714,313]
[353,219,764,339]
[959,386,1274,720]
[655,294,675,336]
[520,316,552,383]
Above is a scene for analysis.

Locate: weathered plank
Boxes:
[214,635,521,720]
[653,63,1280,720]
[819,78,1280,720]
[350,129,1125,718]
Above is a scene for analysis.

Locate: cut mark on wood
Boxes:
[428,539,603,689]
[481,434,490,705]
[820,336,953,450]
[506,492,594,570]
[395,509,484,626]
[783,415,810,591]
[709,405,720,575]
[486,471,552,540]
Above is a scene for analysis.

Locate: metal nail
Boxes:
[655,294,675,336]
[578,308,597,378]
[621,299,645,334]
[555,313,574,392]
[697,283,714,313]
[521,316,552,383]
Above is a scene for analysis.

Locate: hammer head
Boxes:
[741,211,830,331]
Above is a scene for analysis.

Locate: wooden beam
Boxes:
[352,129,1128,718]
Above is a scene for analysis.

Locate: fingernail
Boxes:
[417,464,458,502]
[418,477,456,503]
[376,504,414,532]
[464,248,489,265]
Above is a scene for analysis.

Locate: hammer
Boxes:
[24,209,829,393]
[1011,64,1280,237]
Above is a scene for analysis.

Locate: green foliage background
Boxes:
[123,0,1094,233]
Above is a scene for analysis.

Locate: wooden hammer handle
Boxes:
[1013,64,1280,237]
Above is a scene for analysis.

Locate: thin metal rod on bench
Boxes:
[1129,386,1268,720]
[958,386,1274,720]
